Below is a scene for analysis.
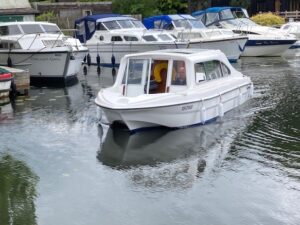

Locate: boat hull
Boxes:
[188,37,248,62]
[97,83,253,131]
[0,77,12,99]
[242,39,296,56]
[85,43,188,67]
[0,50,87,80]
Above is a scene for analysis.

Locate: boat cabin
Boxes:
[0,22,64,50]
[117,49,233,97]
[75,14,178,44]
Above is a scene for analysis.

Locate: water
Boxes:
[0,57,299,225]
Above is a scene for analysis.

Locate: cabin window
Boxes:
[142,35,157,41]
[111,36,123,42]
[178,32,202,40]
[0,42,19,49]
[205,13,219,25]
[42,24,60,34]
[194,63,206,83]
[282,25,290,30]
[96,23,107,31]
[87,21,95,34]
[124,36,138,41]
[118,20,134,29]
[157,34,172,41]
[149,60,169,94]
[171,60,186,85]
[21,24,44,34]
[123,58,151,97]
[103,21,121,30]
[0,25,22,35]
[132,20,144,28]
[202,60,223,80]
[220,62,231,76]
[154,20,164,29]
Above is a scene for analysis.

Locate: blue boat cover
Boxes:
[193,6,245,16]
[143,14,196,29]
[74,14,122,43]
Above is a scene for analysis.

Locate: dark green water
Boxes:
[0,57,299,225]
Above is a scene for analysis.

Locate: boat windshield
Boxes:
[42,24,61,34]
[103,21,121,30]
[21,24,44,34]
[0,25,22,36]
[221,18,257,27]
[118,20,134,29]
[132,20,145,28]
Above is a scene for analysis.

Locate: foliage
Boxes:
[229,0,251,9]
[251,12,285,26]
[112,0,187,18]
[36,11,56,22]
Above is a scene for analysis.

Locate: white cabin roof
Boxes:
[122,49,225,63]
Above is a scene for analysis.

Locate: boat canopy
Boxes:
[74,14,145,43]
[192,7,249,26]
[143,14,206,30]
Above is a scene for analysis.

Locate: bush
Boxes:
[251,12,285,26]
[36,11,56,22]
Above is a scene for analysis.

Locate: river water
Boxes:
[0,57,299,225]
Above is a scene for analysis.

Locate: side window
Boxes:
[149,60,169,94]
[203,60,222,80]
[171,60,186,85]
[96,23,107,31]
[124,36,138,41]
[194,63,206,83]
[221,62,231,76]
[111,36,123,42]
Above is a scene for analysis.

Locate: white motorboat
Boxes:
[192,7,297,57]
[74,14,188,67]
[95,49,253,132]
[0,68,12,102]
[0,21,88,84]
[143,14,248,62]
[281,22,300,57]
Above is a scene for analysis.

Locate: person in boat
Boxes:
[172,61,186,85]
[149,60,168,93]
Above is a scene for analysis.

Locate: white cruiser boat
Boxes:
[281,22,300,56]
[143,14,248,62]
[74,14,188,67]
[192,7,297,56]
[95,49,253,131]
[0,21,88,84]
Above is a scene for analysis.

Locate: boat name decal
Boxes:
[182,105,193,111]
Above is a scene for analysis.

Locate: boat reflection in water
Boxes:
[97,111,250,190]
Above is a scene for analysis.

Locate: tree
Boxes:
[229,0,251,9]
[112,0,188,18]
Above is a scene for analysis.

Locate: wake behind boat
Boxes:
[192,7,297,57]
[143,14,248,62]
[95,49,253,132]
[74,14,188,67]
[0,21,88,84]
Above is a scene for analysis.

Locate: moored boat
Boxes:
[192,7,297,57]
[74,14,188,67]
[0,21,88,85]
[143,14,248,62]
[95,49,253,132]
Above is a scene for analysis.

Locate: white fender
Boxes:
[218,103,224,117]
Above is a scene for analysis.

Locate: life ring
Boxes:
[153,62,168,82]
